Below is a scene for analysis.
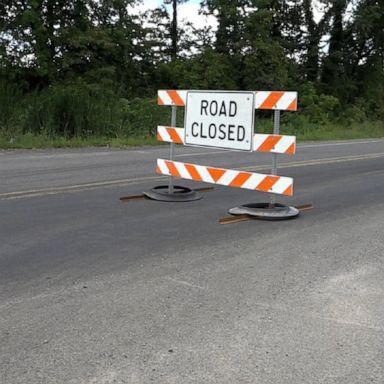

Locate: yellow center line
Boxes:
[241,152,384,171]
[1,176,164,199]
[2,152,384,200]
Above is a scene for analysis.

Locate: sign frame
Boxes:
[184,90,255,152]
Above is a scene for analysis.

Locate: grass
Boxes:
[286,121,384,141]
[254,119,384,141]
[0,133,161,149]
[1,80,382,149]
[0,120,383,150]
[1,80,383,149]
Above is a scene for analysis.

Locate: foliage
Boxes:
[0,81,171,139]
[0,0,383,142]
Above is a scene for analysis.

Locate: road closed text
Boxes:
[185,92,254,151]
[190,122,246,142]
[190,100,246,141]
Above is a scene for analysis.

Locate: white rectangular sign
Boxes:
[184,91,255,151]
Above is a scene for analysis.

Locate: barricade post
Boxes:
[169,105,176,194]
[270,110,280,207]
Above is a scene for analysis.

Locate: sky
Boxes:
[132,1,325,29]
[126,1,332,58]
[132,0,217,29]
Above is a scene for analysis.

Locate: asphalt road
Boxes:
[1,139,384,384]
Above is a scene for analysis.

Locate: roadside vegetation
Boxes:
[0,1,383,149]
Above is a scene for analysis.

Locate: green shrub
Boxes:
[24,84,119,137]
[1,78,383,148]
[9,82,173,139]
[0,79,185,141]
[0,81,25,133]
[297,83,340,124]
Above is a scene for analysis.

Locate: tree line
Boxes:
[0,0,383,139]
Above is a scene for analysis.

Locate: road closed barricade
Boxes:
[144,89,300,220]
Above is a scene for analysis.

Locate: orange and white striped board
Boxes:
[158,90,187,106]
[157,126,296,155]
[157,126,184,144]
[254,91,297,111]
[156,159,293,196]
[158,90,298,111]
[253,133,296,154]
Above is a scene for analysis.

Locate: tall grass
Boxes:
[23,84,171,138]
[0,81,173,141]
[255,113,384,140]
[0,81,25,133]
[0,80,383,148]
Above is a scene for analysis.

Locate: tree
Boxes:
[301,0,332,82]
[321,0,349,95]
[241,0,291,89]
[0,0,149,94]
[0,0,71,87]
[163,0,189,61]
[346,0,384,114]
[201,0,250,56]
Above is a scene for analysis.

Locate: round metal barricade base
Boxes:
[143,185,202,202]
[229,202,299,220]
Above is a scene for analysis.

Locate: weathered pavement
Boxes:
[1,139,384,383]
